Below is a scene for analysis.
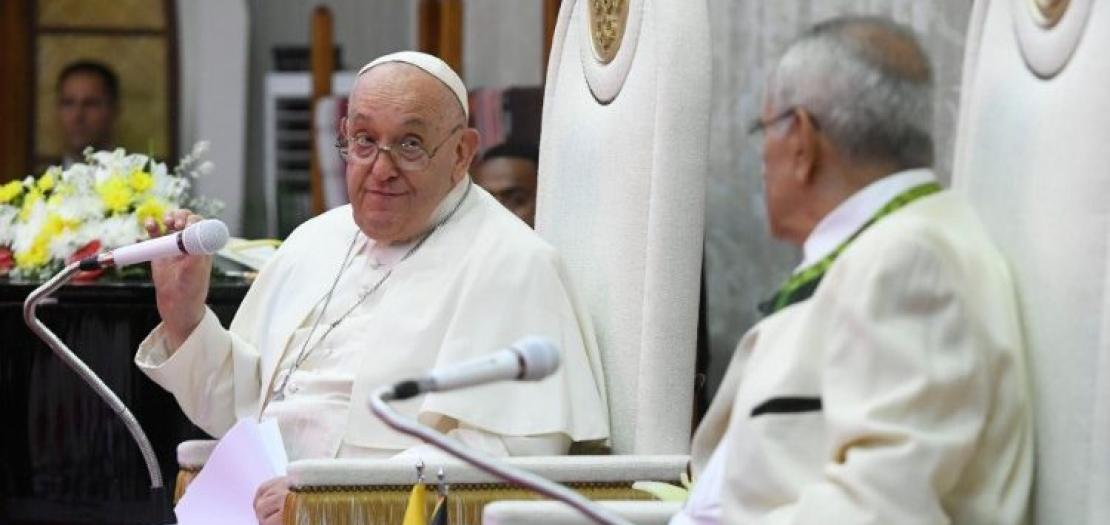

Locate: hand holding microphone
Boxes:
[145,210,227,352]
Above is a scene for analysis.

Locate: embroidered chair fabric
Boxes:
[951,1,1110,523]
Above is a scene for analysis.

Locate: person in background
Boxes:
[55,60,119,166]
[473,142,538,227]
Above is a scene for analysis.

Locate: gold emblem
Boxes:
[588,0,629,64]
[1031,0,1069,28]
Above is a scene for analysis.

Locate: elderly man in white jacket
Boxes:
[674,17,1033,525]
[135,52,609,525]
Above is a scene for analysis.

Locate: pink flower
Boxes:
[67,240,104,282]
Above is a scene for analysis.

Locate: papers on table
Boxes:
[217,238,281,271]
[174,418,288,525]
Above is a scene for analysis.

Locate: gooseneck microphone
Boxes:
[369,339,633,525]
[389,336,561,400]
[79,218,230,270]
[19,218,228,523]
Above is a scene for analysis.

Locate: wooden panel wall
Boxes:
[418,0,464,78]
[0,0,33,183]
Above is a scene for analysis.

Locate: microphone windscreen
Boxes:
[512,336,560,381]
[183,219,230,255]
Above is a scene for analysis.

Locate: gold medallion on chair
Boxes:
[1030,0,1069,28]
[1010,0,1090,78]
[588,0,629,64]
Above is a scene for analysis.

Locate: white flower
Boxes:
[48,230,80,261]
[55,194,104,222]
[62,163,95,192]
[11,201,47,253]
[0,205,17,245]
[91,148,125,169]
[151,161,168,179]
[88,215,145,250]
[121,152,151,173]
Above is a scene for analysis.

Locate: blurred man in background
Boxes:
[55,60,119,166]
[474,142,538,227]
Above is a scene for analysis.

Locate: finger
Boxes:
[166,209,195,231]
[254,475,285,502]
[253,491,279,522]
[254,482,274,507]
[185,213,203,226]
[262,510,283,525]
[144,218,160,238]
[162,211,183,232]
[261,493,284,520]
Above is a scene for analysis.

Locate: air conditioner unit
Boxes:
[263,71,355,238]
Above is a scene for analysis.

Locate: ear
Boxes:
[453,127,481,183]
[337,116,347,139]
[790,109,820,185]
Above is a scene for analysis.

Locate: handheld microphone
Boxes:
[79,218,230,270]
[390,336,560,400]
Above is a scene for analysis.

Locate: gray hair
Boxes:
[768,16,934,170]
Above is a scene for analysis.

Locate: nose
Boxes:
[366,148,400,183]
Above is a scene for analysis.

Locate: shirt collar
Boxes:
[796,168,937,273]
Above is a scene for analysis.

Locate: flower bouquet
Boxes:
[0,143,222,282]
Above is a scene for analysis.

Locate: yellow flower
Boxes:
[14,237,50,270]
[0,180,23,204]
[37,169,57,192]
[41,213,74,238]
[19,188,42,221]
[97,175,133,214]
[128,170,154,193]
[134,197,168,229]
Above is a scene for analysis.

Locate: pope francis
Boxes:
[134,52,609,524]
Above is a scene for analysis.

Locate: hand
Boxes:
[147,209,212,352]
[254,475,290,525]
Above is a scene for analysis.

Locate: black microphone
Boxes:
[79,218,230,270]
[391,336,560,400]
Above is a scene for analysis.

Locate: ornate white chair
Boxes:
[950,0,1110,523]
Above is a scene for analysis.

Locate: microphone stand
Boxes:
[369,386,633,525]
[23,262,176,524]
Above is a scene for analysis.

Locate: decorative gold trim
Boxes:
[175,468,200,503]
[587,0,629,64]
[1030,0,1069,28]
[284,482,656,525]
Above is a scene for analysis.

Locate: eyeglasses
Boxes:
[747,107,820,136]
[336,124,463,172]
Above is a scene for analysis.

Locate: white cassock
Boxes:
[135,177,610,460]
[674,169,1033,525]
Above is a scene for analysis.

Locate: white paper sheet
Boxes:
[174,418,289,525]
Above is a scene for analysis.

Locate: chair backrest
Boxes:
[951,1,1110,522]
[536,0,710,455]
